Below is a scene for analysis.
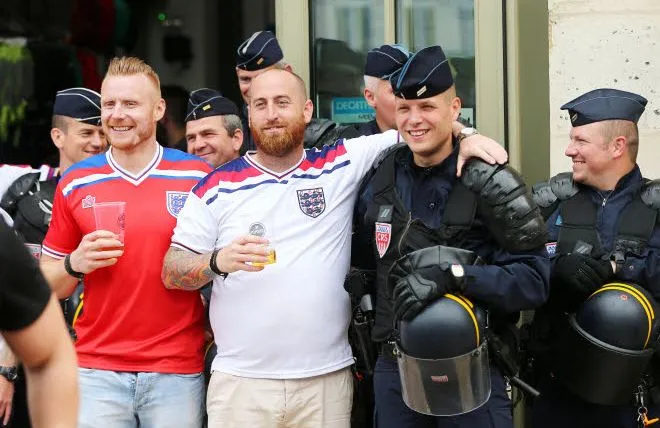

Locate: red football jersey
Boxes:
[43,145,211,373]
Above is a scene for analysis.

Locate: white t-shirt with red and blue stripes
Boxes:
[171,131,398,379]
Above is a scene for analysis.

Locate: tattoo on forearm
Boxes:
[163,248,214,290]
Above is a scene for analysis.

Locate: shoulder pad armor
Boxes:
[531,181,557,208]
[0,172,40,216]
[641,179,660,210]
[304,118,337,149]
[463,162,548,252]
[549,172,578,201]
[460,159,499,193]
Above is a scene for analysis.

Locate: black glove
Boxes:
[550,253,613,307]
[389,251,459,322]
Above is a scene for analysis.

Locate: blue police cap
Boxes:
[236,31,283,71]
[185,88,240,122]
[364,44,411,79]
[561,88,648,127]
[391,45,454,99]
[53,87,101,126]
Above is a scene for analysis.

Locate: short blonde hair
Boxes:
[105,57,161,95]
[600,119,639,161]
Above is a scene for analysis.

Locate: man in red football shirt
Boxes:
[40,57,211,428]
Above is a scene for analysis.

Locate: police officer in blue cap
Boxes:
[0,86,106,428]
[351,45,550,428]
[235,30,360,153]
[185,88,243,168]
[529,88,660,428]
[357,44,411,136]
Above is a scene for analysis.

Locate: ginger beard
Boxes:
[251,115,306,157]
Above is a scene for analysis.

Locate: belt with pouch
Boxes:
[378,341,397,361]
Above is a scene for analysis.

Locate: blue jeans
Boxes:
[78,368,205,428]
[373,357,513,428]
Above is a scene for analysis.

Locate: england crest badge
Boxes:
[166,191,189,218]
[297,187,326,218]
[375,222,392,258]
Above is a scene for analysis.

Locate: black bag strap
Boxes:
[437,182,477,241]
[371,148,398,196]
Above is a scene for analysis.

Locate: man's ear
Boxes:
[364,88,376,109]
[154,98,166,122]
[610,135,628,159]
[51,128,65,150]
[232,128,244,152]
[303,99,314,124]
[450,96,462,121]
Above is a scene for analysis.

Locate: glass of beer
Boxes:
[248,221,276,266]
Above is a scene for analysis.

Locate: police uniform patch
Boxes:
[375,222,392,258]
[297,188,326,218]
[555,214,563,226]
[545,242,557,256]
[166,191,189,218]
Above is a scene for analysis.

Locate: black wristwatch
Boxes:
[0,366,18,382]
[64,254,85,280]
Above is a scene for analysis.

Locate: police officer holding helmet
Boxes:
[352,45,551,428]
[530,88,660,428]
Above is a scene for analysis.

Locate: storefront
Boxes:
[274,0,551,184]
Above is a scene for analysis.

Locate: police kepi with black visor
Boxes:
[387,46,493,417]
[185,88,240,123]
[235,30,283,71]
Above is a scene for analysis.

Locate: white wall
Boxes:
[548,0,660,177]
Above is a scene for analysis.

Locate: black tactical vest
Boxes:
[363,148,479,342]
[541,180,657,260]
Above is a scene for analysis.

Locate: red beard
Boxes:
[251,118,306,157]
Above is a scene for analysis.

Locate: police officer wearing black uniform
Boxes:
[356,44,411,136]
[0,87,104,428]
[235,30,360,153]
[529,88,660,428]
[352,45,550,428]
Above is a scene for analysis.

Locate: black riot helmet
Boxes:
[399,294,487,359]
[396,293,491,416]
[555,282,660,405]
[576,282,659,351]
